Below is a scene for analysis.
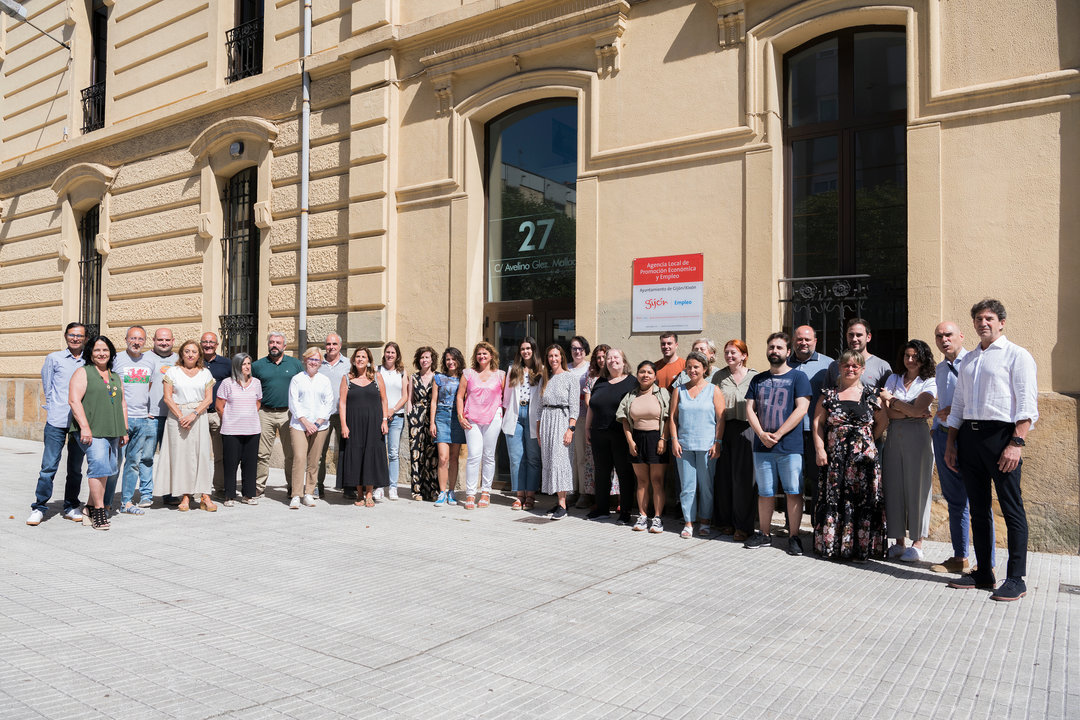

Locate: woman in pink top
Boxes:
[456,341,505,509]
[215,353,263,506]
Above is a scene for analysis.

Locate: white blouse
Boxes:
[884,373,937,403]
[288,372,335,432]
[165,367,213,405]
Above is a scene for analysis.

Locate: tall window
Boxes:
[226,0,264,83]
[79,205,102,338]
[785,27,906,359]
[81,0,108,133]
[221,168,259,356]
[484,100,578,359]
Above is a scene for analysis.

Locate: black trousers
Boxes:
[714,419,756,533]
[222,433,259,499]
[591,426,637,515]
[957,421,1028,579]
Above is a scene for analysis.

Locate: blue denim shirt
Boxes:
[41,348,85,429]
[788,351,833,431]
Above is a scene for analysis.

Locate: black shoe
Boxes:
[948,572,996,590]
[616,513,631,525]
[163,495,181,507]
[787,536,803,556]
[343,489,358,500]
[550,506,567,520]
[990,577,1027,602]
[744,531,771,549]
[586,509,608,520]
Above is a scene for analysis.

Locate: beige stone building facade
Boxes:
[0,0,1076,549]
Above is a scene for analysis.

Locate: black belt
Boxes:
[263,406,288,412]
[963,420,1011,431]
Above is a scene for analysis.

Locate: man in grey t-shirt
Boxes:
[105,326,160,513]
[825,318,893,390]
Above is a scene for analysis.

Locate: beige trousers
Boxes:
[290,427,328,497]
[257,409,294,493]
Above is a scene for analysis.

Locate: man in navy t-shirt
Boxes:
[744,332,811,554]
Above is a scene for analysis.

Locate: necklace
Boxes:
[96,366,118,402]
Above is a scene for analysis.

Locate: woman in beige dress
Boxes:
[158,339,217,512]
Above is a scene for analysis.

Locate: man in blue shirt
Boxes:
[744,332,811,554]
[26,323,87,525]
[787,325,832,506]
[201,332,233,497]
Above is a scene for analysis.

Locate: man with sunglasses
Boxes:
[26,323,88,525]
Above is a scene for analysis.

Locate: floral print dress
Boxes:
[407,372,439,500]
[813,386,888,561]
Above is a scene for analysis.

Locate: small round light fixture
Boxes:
[229,141,244,158]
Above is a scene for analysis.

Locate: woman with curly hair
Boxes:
[879,339,937,562]
[430,347,466,506]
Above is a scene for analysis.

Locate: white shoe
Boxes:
[289,496,301,509]
[62,507,84,522]
[887,544,906,559]
[900,546,924,563]
[387,486,398,501]
[26,509,43,526]
[301,494,316,507]
[373,488,384,501]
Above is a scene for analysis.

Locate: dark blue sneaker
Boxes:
[990,577,1027,602]
[948,572,996,590]
[550,506,567,520]
[743,531,771,549]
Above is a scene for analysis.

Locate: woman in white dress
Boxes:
[535,344,579,520]
[158,339,216,512]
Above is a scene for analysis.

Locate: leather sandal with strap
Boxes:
[478,492,490,508]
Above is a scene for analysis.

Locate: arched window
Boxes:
[78,204,103,338]
[785,27,906,358]
[484,99,578,359]
[221,167,259,356]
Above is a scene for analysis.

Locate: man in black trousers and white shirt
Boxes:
[945,299,1037,602]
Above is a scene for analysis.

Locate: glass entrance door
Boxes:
[486,301,575,362]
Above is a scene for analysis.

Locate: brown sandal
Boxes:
[364,497,375,507]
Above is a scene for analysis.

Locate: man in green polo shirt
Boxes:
[251,331,303,497]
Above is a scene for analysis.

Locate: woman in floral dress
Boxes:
[812,349,889,561]
[406,346,439,500]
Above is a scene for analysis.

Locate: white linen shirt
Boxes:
[883,373,937,403]
[946,335,1038,428]
[288,372,335,432]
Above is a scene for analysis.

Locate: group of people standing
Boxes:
[25,298,1036,602]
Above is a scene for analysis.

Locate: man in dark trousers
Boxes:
[945,299,1037,602]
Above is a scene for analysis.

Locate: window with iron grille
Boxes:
[81,0,108,133]
[221,168,259,357]
[79,205,102,339]
[226,1,263,84]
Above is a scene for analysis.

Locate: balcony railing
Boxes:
[220,313,258,357]
[226,17,263,84]
[779,274,871,358]
[81,81,105,134]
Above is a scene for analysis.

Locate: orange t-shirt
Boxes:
[655,356,685,390]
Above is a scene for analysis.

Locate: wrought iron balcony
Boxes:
[779,274,872,357]
[80,81,105,134]
[225,17,263,84]
[220,313,258,357]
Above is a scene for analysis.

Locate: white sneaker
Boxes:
[26,509,43,526]
[301,494,316,507]
[900,546,924,563]
[387,486,398,501]
[289,496,301,510]
[62,507,84,522]
[373,488,384,501]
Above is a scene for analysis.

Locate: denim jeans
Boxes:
[386,414,405,489]
[32,423,84,513]
[506,404,540,493]
[752,452,802,497]
[933,426,994,564]
[106,416,156,507]
[676,450,716,523]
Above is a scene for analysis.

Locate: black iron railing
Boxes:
[226,17,263,83]
[79,208,102,338]
[81,81,105,133]
[220,313,258,357]
[779,274,871,358]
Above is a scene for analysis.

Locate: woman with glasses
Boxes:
[287,347,335,509]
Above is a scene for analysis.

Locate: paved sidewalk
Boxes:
[1,435,1077,720]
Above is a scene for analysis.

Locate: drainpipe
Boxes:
[298,0,312,350]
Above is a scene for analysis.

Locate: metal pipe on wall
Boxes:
[298,0,312,350]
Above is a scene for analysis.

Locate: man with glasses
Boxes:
[149,327,178,504]
[200,331,233,497]
[105,326,159,515]
[26,323,87,525]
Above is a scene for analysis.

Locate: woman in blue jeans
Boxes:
[68,335,129,531]
[502,337,541,510]
[377,342,407,500]
[669,351,725,538]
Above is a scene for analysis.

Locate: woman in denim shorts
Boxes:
[69,335,129,530]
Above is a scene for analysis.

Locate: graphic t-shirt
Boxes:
[112,351,159,419]
[745,370,812,454]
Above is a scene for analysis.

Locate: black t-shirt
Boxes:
[588,377,634,431]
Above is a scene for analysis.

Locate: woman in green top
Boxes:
[69,335,128,530]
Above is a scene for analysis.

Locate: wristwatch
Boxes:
[1009,436,1026,447]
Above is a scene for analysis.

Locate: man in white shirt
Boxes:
[945,299,1037,602]
[317,333,349,497]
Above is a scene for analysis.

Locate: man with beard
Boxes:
[26,322,87,525]
[743,332,811,554]
[825,318,892,390]
[251,331,303,496]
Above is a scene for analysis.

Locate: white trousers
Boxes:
[465,410,502,496]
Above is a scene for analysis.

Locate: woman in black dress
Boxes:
[339,347,390,507]
[406,346,439,501]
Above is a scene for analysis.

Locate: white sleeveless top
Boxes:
[378,366,405,415]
